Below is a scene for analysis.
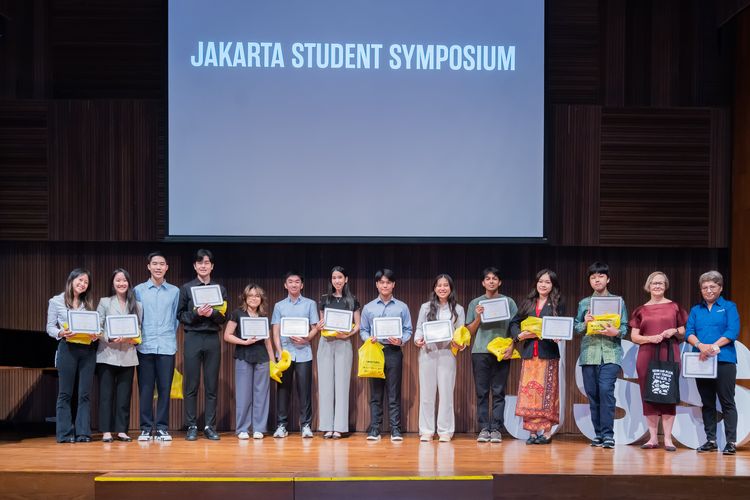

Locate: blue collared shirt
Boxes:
[271,295,319,362]
[134,279,180,355]
[685,296,740,364]
[360,296,413,345]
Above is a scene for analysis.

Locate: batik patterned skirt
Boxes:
[515,357,559,432]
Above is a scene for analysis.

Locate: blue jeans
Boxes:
[581,363,620,440]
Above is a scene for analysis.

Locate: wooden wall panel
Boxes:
[0,242,727,434]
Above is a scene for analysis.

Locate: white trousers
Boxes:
[418,348,457,437]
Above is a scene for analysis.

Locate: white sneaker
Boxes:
[420,434,433,442]
[137,430,152,442]
[237,432,250,440]
[301,425,314,438]
[273,424,288,438]
[253,431,264,440]
[154,429,172,442]
[438,434,451,442]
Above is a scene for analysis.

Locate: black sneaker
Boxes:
[390,428,403,442]
[366,428,381,441]
[602,438,615,449]
[186,426,198,441]
[722,442,736,455]
[204,426,220,441]
[697,441,718,453]
[590,437,604,447]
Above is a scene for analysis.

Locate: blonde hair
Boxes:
[643,271,669,293]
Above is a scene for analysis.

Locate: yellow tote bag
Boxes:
[451,326,471,356]
[586,313,621,335]
[357,341,385,379]
[487,337,520,361]
[520,316,543,339]
[154,369,184,399]
[269,350,291,383]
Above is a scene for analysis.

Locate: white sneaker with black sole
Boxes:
[137,430,152,442]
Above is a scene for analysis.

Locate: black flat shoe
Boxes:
[697,441,718,453]
[116,434,132,442]
[723,442,736,455]
[536,436,552,445]
[75,436,91,443]
[57,437,75,444]
[526,435,538,445]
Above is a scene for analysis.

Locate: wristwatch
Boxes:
[712,344,720,352]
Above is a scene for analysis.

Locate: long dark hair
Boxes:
[323,266,356,310]
[518,269,561,317]
[110,268,138,315]
[427,274,458,323]
[63,268,93,311]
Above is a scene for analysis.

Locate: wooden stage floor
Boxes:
[0,432,748,499]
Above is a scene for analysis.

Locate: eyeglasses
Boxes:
[651,281,666,286]
[700,285,720,292]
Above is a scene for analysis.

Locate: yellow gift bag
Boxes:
[357,340,385,379]
[487,337,520,361]
[451,326,471,356]
[586,313,621,335]
[270,350,292,383]
[520,316,543,339]
[154,369,184,399]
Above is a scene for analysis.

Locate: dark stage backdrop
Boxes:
[0,0,745,434]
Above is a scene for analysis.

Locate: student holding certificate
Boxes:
[177,249,228,441]
[316,266,360,439]
[134,251,180,442]
[684,271,740,455]
[414,274,465,442]
[223,284,274,440]
[360,269,413,442]
[629,272,687,452]
[509,269,564,445]
[465,267,518,443]
[573,262,629,449]
[46,268,99,443]
[96,268,143,443]
[271,271,320,439]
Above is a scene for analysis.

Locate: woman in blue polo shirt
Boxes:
[685,270,740,455]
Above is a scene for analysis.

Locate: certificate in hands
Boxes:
[105,314,139,338]
[240,317,269,339]
[323,309,353,333]
[422,320,453,344]
[190,284,224,307]
[590,296,621,317]
[479,297,511,323]
[681,352,718,378]
[541,316,574,340]
[280,317,309,337]
[67,310,101,334]
[373,317,403,340]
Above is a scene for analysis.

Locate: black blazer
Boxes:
[509,300,565,360]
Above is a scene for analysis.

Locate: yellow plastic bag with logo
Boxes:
[451,325,471,356]
[270,350,291,383]
[487,336,520,361]
[586,313,621,335]
[520,316,543,339]
[357,340,385,379]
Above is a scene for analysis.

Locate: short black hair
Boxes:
[375,268,395,282]
[284,270,304,283]
[194,248,214,263]
[587,261,609,277]
[482,267,500,279]
[147,251,167,263]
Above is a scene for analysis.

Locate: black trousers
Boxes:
[55,341,97,441]
[183,332,221,428]
[696,361,737,443]
[97,363,135,433]
[137,352,175,431]
[276,360,313,428]
[471,353,511,432]
[368,345,403,432]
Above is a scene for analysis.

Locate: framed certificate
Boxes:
[105,314,139,338]
[541,316,574,340]
[590,296,621,316]
[681,352,718,379]
[190,284,224,307]
[240,317,269,339]
[323,309,353,333]
[422,320,453,344]
[280,317,309,337]
[479,297,511,323]
[67,310,101,334]
[373,317,403,340]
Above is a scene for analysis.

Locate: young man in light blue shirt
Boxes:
[360,269,412,442]
[133,251,180,442]
[271,271,320,439]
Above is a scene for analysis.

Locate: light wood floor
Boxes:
[0,433,746,478]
